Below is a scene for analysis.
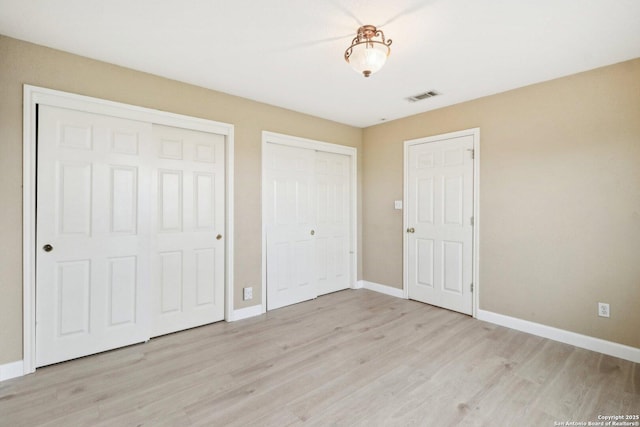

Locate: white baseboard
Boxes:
[477,309,640,364]
[0,360,24,382]
[353,280,364,289]
[361,280,405,299]
[230,304,265,322]
[355,283,639,363]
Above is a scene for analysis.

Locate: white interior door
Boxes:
[315,151,351,295]
[265,144,317,310]
[36,105,152,367]
[407,135,474,315]
[151,125,225,337]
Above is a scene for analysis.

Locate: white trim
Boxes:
[262,131,358,156]
[353,280,364,289]
[361,281,405,299]
[225,128,235,323]
[230,305,265,322]
[472,130,480,318]
[403,128,481,316]
[0,360,24,382]
[261,131,358,313]
[24,86,233,134]
[23,85,235,375]
[477,309,640,364]
[403,140,409,300]
[23,87,37,376]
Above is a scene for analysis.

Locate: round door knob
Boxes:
[310,230,315,236]
[43,244,53,252]
[406,228,415,234]
[216,234,222,240]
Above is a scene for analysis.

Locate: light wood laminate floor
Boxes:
[1,290,638,426]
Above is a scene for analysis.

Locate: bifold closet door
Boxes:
[264,143,352,310]
[36,105,152,367]
[265,144,317,310]
[151,125,225,337]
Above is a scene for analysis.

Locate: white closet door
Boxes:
[151,125,225,337]
[36,106,152,367]
[315,152,351,295]
[407,135,474,315]
[265,144,317,310]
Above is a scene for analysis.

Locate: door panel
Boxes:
[151,125,225,337]
[59,162,93,234]
[159,251,183,313]
[407,135,473,315]
[158,170,183,231]
[194,248,217,305]
[417,178,434,224]
[416,238,434,288]
[442,240,463,293]
[107,256,138,326]
[56,260,91,336]
[265,144,317,310]
[315,151,351,295]
[110,166,138,234]
[36,106,152,367]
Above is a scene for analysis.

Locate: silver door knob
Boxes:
[406,228,415,233]
[43,244,53,252]
[310,230,315,236]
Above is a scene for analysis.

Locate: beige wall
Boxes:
[363,58,640,348]
[1,33,638,366]
[0,35,363,365]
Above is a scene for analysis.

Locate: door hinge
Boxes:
[470,283,474,292]
[468,148,475,159]
[470,216,474,226]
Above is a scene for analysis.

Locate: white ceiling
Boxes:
[1,0,639,127]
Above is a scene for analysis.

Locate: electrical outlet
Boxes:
[598,302,610,318]
[243,287,253,301]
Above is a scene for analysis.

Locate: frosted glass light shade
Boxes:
[347,41,390,77]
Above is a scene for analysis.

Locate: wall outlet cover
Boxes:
[598,302,610,318]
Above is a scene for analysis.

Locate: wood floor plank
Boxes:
[0,289,638,427]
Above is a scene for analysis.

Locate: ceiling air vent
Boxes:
[407,90,440,103]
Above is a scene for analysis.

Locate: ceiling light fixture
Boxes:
[344,25,392,78]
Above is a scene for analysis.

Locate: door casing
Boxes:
[261,131,358,313]
[403,128,480,317]
[23,85,235,375]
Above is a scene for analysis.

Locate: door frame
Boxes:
[261,131,358,313]
[23,85,235,374]
[403,128,480,317]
